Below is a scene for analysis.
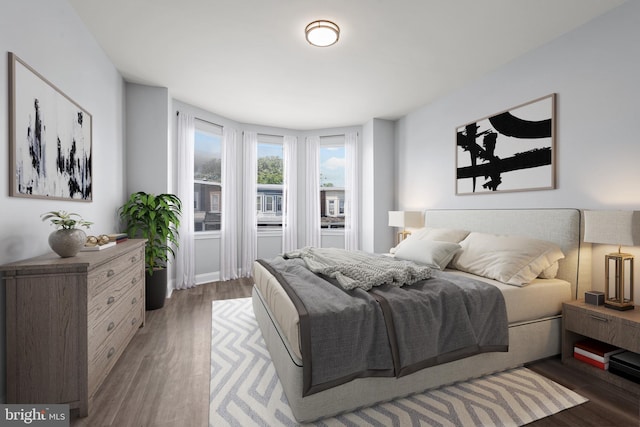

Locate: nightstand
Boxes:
[562,299,640,395]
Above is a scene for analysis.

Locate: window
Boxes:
[319,137,345,229]
[257,136,284,229]
[194,121,222,232]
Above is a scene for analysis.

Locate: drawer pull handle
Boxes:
[131,277,138,285]
[107,347,115,359]
[131,317,138,325]
[589,314,608,322]
[107,321,115,332]
[131,297,137,305]
[107,296,115,305]
[130,256,137,263]
[107,269,115,277]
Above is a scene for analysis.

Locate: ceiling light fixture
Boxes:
[305,20,340,47]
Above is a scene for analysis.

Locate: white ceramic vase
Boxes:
[48,229,87,258]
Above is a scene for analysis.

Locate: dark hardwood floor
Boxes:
[72,280,639,426]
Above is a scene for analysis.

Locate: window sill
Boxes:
[195,231,221,239]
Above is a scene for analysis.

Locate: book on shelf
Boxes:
[574,351,608,370]
[81,241,116,251]
[575,338,624,360]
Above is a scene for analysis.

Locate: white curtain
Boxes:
[175,112,196,290]
[220,127,239,281]
[282,135,298,252]
[240,131,258,277]
[344,132,360,251]
[305,136,321,248]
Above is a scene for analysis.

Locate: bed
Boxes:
[251,209,584,422]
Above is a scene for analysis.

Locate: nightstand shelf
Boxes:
[562,299,640,396]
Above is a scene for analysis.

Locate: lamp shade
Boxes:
[388,211,423,228]
[583,210,640,246]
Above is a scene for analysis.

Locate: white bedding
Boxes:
[252,261,571,361]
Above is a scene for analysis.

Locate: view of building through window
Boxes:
[319,142,345,228]
[257,141,284,229]
[194,124,222,231]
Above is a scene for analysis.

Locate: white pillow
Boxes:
[394,239,461,270]
[390,227,469,254]
[450,232,565,286]
[538,262,559,279]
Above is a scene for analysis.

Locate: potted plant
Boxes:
[119,192,182,310]
[41,211,93,257]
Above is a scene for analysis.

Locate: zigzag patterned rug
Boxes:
[210,298,587,427]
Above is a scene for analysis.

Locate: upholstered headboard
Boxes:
[424,209,586,299]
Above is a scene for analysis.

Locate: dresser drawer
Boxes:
[88,283,143,358]
[88,263,143,323]
[88,247,144,299]
[88,298,144,396]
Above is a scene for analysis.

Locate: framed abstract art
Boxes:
[456,94,556,195]
[9,52,92,201]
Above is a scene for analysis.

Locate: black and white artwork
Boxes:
[456,94,555,195]
[9,52,92,201]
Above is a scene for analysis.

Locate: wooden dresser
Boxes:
[0,239,146,416]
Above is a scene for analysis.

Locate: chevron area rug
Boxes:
[210,298,587,427]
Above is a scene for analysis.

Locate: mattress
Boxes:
[253,261,571,361]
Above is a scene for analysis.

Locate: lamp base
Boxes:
[396,230,411,245]
[605,299,635,311]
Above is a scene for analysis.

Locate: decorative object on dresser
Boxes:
[456,93,556,195]
[583,210,640,310]
[388,210,423,244]
[8,52,92,201]
[41,210,93,257]
[562,299,640,396]
[119,192,182,310]
[0,239,146,417]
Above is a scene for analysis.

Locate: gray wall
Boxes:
[395,1,640,292]
[0,0,125,402]
[125,83,171,195]
[362,118,396,254]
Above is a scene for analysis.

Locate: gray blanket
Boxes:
[257,256,508,397]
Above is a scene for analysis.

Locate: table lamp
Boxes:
[388,211,423,245]
[584,210,640,310]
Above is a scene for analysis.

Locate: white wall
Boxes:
[0,0,125,402]
[395,1,640,293]
[396,1,640,212]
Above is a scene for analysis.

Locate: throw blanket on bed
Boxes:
[257,256,508,397]
[283,247,432,291]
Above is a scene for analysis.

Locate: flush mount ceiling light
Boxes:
[305,20,340,47]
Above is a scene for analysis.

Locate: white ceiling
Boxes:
[68,0,625,130]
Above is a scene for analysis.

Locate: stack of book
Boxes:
[573,338,624,370]
[108,233,129,244]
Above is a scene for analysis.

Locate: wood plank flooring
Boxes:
[71,279,639,426]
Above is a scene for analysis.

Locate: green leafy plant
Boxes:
[41,211,92,230]
[119,192,182,275]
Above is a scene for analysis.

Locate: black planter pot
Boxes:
[145,268,167,310]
